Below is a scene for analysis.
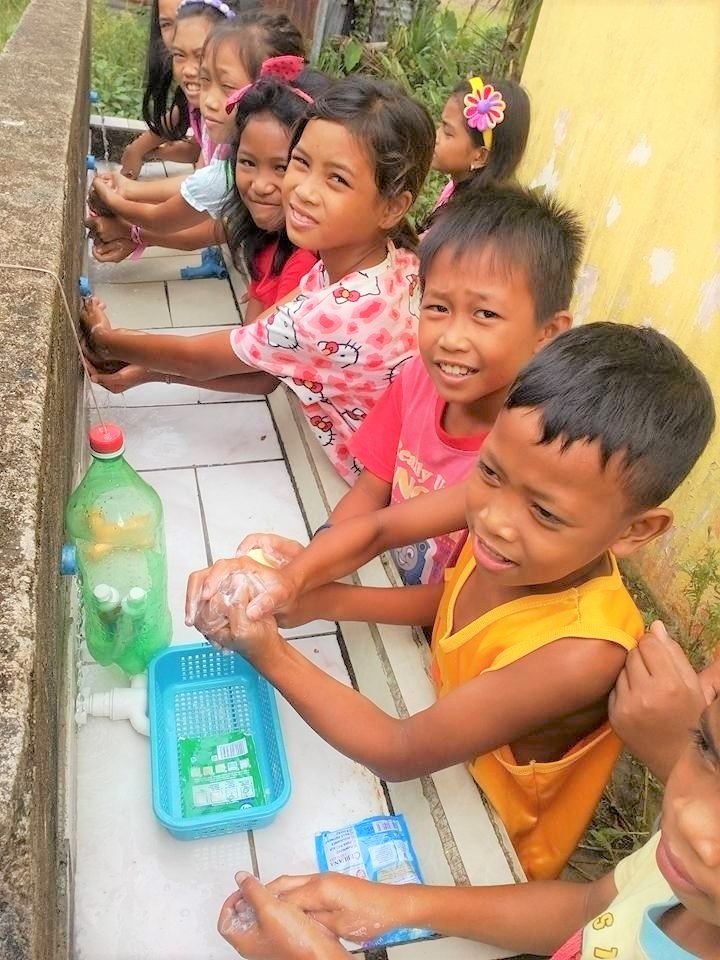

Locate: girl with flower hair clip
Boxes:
[430,74,530,210]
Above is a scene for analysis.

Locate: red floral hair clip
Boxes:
[225,56,313,113]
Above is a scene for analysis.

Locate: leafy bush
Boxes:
[0,0,30,51]
[92,0,148,119]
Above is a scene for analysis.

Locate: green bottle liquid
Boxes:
[66,424,172,673]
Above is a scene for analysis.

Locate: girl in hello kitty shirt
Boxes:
[81,76,435,482]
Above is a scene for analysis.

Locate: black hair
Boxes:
[289,76,435,251]
[505,322,715,510]
[202,11,305,81]
[451,76,530,193]
[419,184,585,323]
[143,2,174,137]
[222,70,330,277]
[142,0,253,140]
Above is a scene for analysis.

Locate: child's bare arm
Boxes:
[277,580,443,629]
[88,363,279,397]
[101,171,189,203]
[216,596,627,782]
[91,179,209,233]
[81,299,255,380]
[239,484,467,621]
[87,215,221,253]
[328,469,392,525]
[135,219,223,250]
[120,130,165,179]
[153,138,201,165]
[268,869,618,955]
[242,296,265,326]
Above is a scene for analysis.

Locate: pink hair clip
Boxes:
[225,55,313,113]
[463,77,506,148]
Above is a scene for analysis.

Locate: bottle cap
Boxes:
[93,584,115,603]
[60,544,77,576]
[89,423,125,457]
[124,587,147,613]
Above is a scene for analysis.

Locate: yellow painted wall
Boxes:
[518,0,720,624]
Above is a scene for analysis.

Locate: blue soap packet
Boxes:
[315,814,434,947]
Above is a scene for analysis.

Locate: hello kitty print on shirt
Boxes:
[230,243,420,483]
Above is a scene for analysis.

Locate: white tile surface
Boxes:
[138,160,168,180]
[252,635,388,879]
[162,161,197,178]
[198,460,310,552]
[166,278,240,327]
[74,716,251,960]
[95,281,172,329]
[100,402,281,470]
[91,254,201,285]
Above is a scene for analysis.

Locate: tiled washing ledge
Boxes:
[71,160,521,960]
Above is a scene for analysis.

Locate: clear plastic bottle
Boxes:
[66,424,172,673]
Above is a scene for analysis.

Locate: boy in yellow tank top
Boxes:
[189,292,714,881]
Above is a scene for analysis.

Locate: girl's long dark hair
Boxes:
[289,76,435,252]
[142,0,248,140]
[452,76,530,194]
[143,2,172,135]
[222,70,329,278]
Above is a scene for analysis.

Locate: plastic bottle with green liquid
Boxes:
[65,424,172,674]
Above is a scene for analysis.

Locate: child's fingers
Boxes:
[200,559,242,599]
[622,645,651,690]
[234,873,275,913]
[246,589,284,621]
[639,622,697,682]
[267,874,318,897]
[217,888,248,938]
[185,568,210,625]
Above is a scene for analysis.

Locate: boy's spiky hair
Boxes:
[506,322,715,510]
[419,184,585,324]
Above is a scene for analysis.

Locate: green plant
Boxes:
[0,0,30,51]
[92,0,148,119]
[681,543,720,665]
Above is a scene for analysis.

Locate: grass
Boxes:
[92,0,148,119]
[0,0,30,51]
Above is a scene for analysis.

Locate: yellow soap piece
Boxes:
[246,547,277,568]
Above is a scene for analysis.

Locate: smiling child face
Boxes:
[235,113,289,232]
[171,16,210,108]
[418,246,552,429]
[658,698,720,928]
[464,406,641,588]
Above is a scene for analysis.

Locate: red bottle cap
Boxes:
[88,423,125,455]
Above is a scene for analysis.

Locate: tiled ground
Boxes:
[73,161,518,960]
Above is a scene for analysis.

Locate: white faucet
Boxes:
[76,673,149,737]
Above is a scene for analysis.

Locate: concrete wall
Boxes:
[0,0,89,956]
[518,0,720,627]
